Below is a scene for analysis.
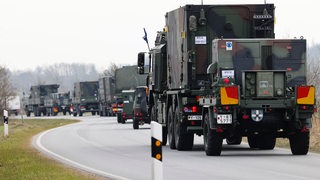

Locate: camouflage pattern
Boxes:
[165,4,275,90]
[213,39,307,87]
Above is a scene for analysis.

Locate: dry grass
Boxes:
[0,119,107,180]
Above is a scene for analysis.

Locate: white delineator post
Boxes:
[3,110,9,137]
[151,121,163,180]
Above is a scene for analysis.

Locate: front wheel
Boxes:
[203,113,222,156]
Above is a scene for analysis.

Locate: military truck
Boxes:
[138,3,276,149]
[98,76,116,116]
[200,38,315,155]
[132,86,149,129]
[72,81,99,116]
[138,3,315,156]
[54,92,72,115]
[24,84,60,116]
[114,65,147,123]
[119,89,135,124]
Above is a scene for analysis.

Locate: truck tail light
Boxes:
[297,86,315,105]
[220,86,239,105]
[53,107,59,113]
[183,106,199,113]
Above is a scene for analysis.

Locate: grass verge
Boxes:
[0,118,105,180]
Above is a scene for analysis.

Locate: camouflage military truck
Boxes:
[24,84,60,116]
[98,76,116,116]
[114,65,147,123]
[200,38,315,155]
[138,3,315,156]
[72,81,99,116]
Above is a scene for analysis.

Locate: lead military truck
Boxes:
[138,3,315,155]
[200,38,315,155]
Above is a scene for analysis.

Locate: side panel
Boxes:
[166,4,274,90]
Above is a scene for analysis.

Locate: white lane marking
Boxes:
[35,126,129,180]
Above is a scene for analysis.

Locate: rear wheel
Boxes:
[247,135,259,149]
[162,126,168,146]
[226,136,242,145]
[258,134,276,150]
[117,114,122,123]
[133,118,139,129]
[174,106,193,150]
[151,106,157,122]
[167,106,176,149]
[289,131,309,155]
[203,113,222,156]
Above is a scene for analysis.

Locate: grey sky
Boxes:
[0,0,319,71]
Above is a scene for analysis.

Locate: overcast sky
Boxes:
[0,0,319,72]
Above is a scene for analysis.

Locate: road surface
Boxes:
[32,116,320,180]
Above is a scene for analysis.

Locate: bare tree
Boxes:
[0,66,16,116]
[102,62,121,77]
[307,45,320,109]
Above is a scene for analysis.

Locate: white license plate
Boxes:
[188,115,202,120]
[217,114,232,124]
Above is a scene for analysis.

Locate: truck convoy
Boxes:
[24,84,60,116]
[138,3,316,155]
[72,81,99,116]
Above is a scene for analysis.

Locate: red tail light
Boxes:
[183,106,199,113]
[223,78,230,84]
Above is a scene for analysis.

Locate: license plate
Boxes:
[188,115,202,120]
[217,114,232,124]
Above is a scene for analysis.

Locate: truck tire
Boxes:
[167,106,176,149]
[258,134,276,150]
[247,135,259,149]
[162,126,168,146]
[289,131,309,155]
[117,114,121,123]
[203,113,222,156]
[151,106,157,122]
[133,118,139,129]
[226,136,242,145]
[174,106,194,150]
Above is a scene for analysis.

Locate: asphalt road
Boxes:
[32,115,320,180]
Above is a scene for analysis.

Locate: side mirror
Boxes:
[137,52,145,74]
